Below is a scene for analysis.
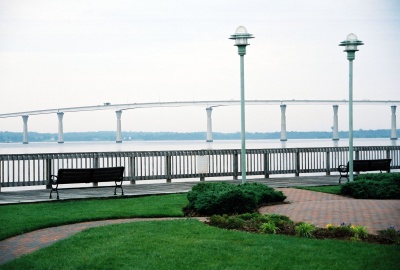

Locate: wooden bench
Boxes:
[49,167,125,199]
[337,159,391,184]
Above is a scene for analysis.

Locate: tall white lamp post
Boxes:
[339,33,364,182]
[230,26,254,184]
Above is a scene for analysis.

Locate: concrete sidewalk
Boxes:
[0,175,340,205]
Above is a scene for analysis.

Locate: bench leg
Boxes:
[338,173,349,185]
[49,188,60,200]
[115,181,124,196]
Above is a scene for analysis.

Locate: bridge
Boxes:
[0,99,399,144]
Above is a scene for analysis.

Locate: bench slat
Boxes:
[57,169,93,184]
[92,167,124,182]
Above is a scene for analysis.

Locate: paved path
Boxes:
[260,188,400,234]
[0,175,340,205]
[1,176,399,266]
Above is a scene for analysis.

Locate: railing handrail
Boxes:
[1,145,399,158]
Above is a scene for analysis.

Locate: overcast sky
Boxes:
[0,0,399,134]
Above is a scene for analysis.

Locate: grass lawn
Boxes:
[2,220,399,270]
[0,193,188,241]
[294,185,342,195]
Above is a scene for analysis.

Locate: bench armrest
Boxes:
[338,165,347,172]
[50,175,58,184]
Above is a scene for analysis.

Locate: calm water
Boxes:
[0,138,398,155]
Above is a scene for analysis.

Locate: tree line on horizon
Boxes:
[0,129,397,143]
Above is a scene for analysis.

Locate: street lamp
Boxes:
[339,33,364,182]
[230,26,254,184]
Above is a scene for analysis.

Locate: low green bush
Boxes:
[260,222,279,234]
[295,222,316,238]
[209,213,293,234]
[209,215,246,230]
[186,182,286,215]
[340,173,400,199]
[208,214,400,245]
[377,227,400,245]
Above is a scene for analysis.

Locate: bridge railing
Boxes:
[1,146,399,190]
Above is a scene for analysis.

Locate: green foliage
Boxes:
[353,226,368,240]
[324,223,369,240]
[377,227,400,245]
[208,215,399,245]
[209,215,246,230]
[334,223,355,237]
[260,222,278,234]
[265,213,294,225]
[208,213,293,235]
[340,173,400,199]
[187,182,286,215]
[295,222,316,238]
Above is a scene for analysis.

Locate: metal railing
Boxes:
[1,146,399,190]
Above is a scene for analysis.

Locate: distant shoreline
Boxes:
[0,129,398,143]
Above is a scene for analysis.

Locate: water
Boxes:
[0,138,398,155]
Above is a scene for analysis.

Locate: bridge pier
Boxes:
[206,107,213,142]
[280,104,287,141]
[116,110,122,143]
[22,115,29,144]
[332,105,339,140]
[391,105,398,140]
[57,112,64,143]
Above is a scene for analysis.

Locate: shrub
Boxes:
[208,215,400,245]
[208,215,246,230]
[209,214,229,227]
[333,222,355,238]
[295,222,315,238]
[340,173,400,199]
[377,227,400,245]
[352,225,368,240]
[186,182,286,215]
[265,214,293,226]
[260,222,278,234]
[208,213,293,235]
[240,183,287,205]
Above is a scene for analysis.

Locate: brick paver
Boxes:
[260,188,400,233]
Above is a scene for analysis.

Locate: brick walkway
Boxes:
[1,187,399,266]
[260,188,400,234]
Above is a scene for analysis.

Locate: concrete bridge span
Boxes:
[0,99,398,144]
